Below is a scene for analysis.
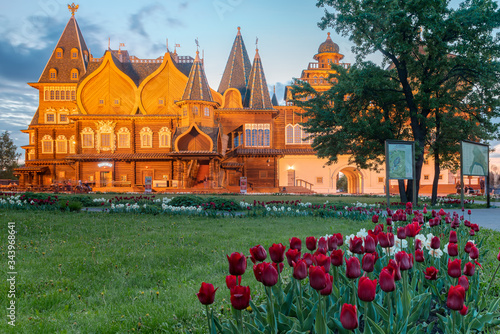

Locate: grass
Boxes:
[0,210,373,333]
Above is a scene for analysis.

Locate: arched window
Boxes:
[71,48,79,59]
[258,127,264,146]
[56,135,67,153]
[41,135,53,153]
[81,127,94,148]
[55,90,60,100]
[159,127,171,148]
[183,106,188,117]
[71,69,79,80]
[193,106,199,115]
[204,107,210,117]
[245,128,252,146]
[264,127,270,146]
[69,136,76,154]
[313,76,317,84]
[49,69,57,80]
[66,90,71,100]
[45,110,56,123]
[44,90,50,101]
[27,150,34,161]
[50,90,55,100]
[251,128,258,146]
[117,127,130,148]
[140,127,153,148]
[245,124,271,147]
[294,125,302,144]
[55,47,63,59]
[286,124,294,144]
[71,90,76,101]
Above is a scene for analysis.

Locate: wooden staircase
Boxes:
[281,186,316,194]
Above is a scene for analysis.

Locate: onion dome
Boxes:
[318,32,339,54]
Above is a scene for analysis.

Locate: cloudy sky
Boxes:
[1,0,498,163]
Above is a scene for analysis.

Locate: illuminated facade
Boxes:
[16,8,465,194]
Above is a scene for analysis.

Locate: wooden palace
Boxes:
[15,6,466,194]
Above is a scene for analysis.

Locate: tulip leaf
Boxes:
[367,316,386,334]
[280,283,295,315]
[244,321,264,334]
[408,293,431,324]
[301,303,318,331]
[373,302,389,322]
[249,301,265,325]
[331,317,350,334]
[468,312,497,331]
[488,297,500,313]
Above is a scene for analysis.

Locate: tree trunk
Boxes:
[398,180,408,203]
[431,151,440,206]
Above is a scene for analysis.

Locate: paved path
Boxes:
[442,206,500,231]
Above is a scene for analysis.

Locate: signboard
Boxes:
[98,162,113,168]
[462,141,488,176]
[387,142,414,180]
[144,176,152,193]
[240,177,247,194]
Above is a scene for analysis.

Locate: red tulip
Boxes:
[469,245,479,259]
[448,259,462,278]
[292,259,308,280]
[415,249,424,262]
[269,243,286,263]
[227,252,247,276]
[378,232,395,248]
[424,267,438,280]
[225,275,241,289]
[446,285,465,311]
[285,248,301,267]
[438,208,446,216]
[289,237,301,251]
[345,256,361,279]
[253,263,264,282]
[448,243,458,257]
[358,276,377,302]
[497,247,500,261]
[397,227,406,240]
[405,222,421,237]
[362,253,376,273]
[463,262,475,276]
[302,253,316,267]
[386,217,392,225]
[449,231,458,244]
[372,214,379,223]
[471,223,479,232]
[458,275,469,291]
[464,241,474,253]
[328,233,343,251]
[468,209,472,215]
[309,266,327,290]
[395,251,413,271]
[415,238,422,250]
[197,282,218,305]
[320,273,333,296]
[430,236,440,250]
[261,262,278,287]
[387,259,402,281]
[340,304,358,330]
[379,267,395,292]
[423,206,428,214]
[230,285,251,310]
[364,235,377,253]
[272,262,284,274]
[318,237,328,252]
[348,236,364,254]
[249,245,267,263]
[331,249,344,267]
[460,305,468,316]
[306,236,317,251]
[315,253,331,272]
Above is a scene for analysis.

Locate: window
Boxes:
[286,124,294,144]
[101,133,111,148]
[50,90,55,100]
[71,69,79,80]
[71,91,76,101]
[245,124,271,147]
[204,107,210,117]
[316,177,323,184]
[46,113,56,123]
[66,91,71,100]
[56,135,67,153]
[99,99,105,105]
[56,48,63,59]
[140,127,153,148]
[59,113,68,123]
[58,171,66,179]
[424,175,430,180]
[158,98,164,105]
[81,127,94,148]
[378,177,384,183]
[183,106,187,117]
[159,127,171,148]
[286,124,312,145]
[41,135,53,153]
[28,150,34,161]
[49,69,57,80]
[69,136,75,154]
[55,90,60,100]
[113,99,120,106]
[439,174,443,180]
[121,175,127,181]
[44,90,50,101]
[117,128,130,148]
[193,106,199,115]
[294,125,301,144]
[233,134,239,148]
[71,48,78,59]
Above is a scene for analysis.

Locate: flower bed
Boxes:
[197,204,500,333]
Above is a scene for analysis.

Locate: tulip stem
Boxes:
[351,280,357,307]
[386,292,392,333]
[205,305,212,333]
[452,310,456,333]
[296,279,304,324]
[363,301,369,334]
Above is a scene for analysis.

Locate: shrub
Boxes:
[203,196,240,211]
[169,194,204,207]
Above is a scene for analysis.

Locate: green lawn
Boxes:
[0,210,373,333]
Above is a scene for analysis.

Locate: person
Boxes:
[480,178,485,195]
[455,181,461,194]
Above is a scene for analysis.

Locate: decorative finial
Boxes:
[327,32,331,39]
[256,37,258,50]
[237,26,241,36]
[195,50,200,62]
[68,3,79,16]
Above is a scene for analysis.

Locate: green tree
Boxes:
[294,0,500,203]
[336,173,348,192]
[0,131,21,179]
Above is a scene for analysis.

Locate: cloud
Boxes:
[129,3,168,38]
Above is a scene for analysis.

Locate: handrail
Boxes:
[295,178,313,190]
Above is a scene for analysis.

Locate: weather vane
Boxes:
[256,37,258,49]
[68,3,79,16]
[195,38,199,51]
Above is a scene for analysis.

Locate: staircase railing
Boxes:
[295,179,313,190]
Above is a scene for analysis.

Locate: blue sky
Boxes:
[0,0,498,162]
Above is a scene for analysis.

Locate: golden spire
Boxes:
[237,26,241,36]
[68,3,79,16]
